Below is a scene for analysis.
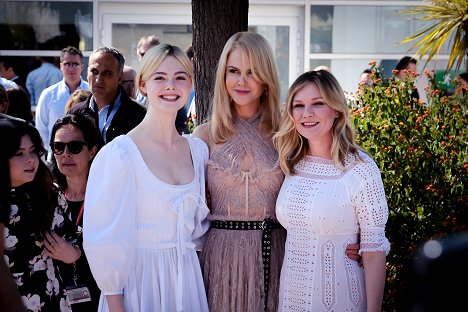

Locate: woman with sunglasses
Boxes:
[47,114,102,311]
[3,119,71,311]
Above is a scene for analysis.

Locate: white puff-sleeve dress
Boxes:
[83,135,210,312]
[276,151,390,312]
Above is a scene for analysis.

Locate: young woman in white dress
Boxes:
[83,44,210,312]
[274,70,390,312]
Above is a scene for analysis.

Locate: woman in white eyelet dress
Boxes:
[83,44,209,312]
[274,70,390,312]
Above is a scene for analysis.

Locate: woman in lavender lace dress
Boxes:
[193,32,286,312]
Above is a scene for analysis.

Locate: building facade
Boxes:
[0,0,453,102]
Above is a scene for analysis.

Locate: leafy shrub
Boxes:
[350,63,468,311]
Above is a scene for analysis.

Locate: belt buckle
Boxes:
[260,220,266,230]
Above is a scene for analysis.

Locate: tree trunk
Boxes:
[464,18,468,71]
[192,0,249,125]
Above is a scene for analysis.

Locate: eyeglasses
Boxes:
[51,141,88,155]
[62,62,81,68]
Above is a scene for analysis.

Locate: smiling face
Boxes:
[53,124,96,179]
[139,55,192,113]
[9,135,39,187]
[291,83,338,153]
[225,48,264,118]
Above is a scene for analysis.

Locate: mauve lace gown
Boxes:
[200,114,286,312]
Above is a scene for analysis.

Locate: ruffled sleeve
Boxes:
[189,137,210,251]
[83,137,136,295]
[352,153,391,255]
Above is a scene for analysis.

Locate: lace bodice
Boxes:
[207,114,284,221]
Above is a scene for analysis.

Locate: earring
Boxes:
[264,89,269,97]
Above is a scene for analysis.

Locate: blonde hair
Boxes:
[136,44,193,97]
[210,32,281,143]
[64,89,91,112]
[274,70,361,175]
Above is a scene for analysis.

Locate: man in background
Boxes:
[26,57,62,107]
[0,56,27,91]
[35,46,89,158]
[121,65,137,99]
[68,46,146,144]
[136,35,160,61]
[395,56,420,103]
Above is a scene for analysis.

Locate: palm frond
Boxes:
[399,0,468,72]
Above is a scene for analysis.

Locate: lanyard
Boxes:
[65,190,85,225]
[76,203,84,226]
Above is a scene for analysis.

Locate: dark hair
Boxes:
[395,56,417,71]
[5,86,33,124]
[458,72,468,81]
[49,114,103,191]
[60,46,84,62]
[0,117,22,222]
[0,84,7,113]
[0,56,23,75]
[9,120,54,237]
[92,46,125,74]
[184,45,194,60]
[361,68,380,80]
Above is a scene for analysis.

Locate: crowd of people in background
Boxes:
[0,30,465,312]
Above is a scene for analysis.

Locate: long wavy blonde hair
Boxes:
[274,70,361,175]
[210,32,281,143]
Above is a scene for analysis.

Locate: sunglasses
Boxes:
[51,141,88,155]
[62,62,81,68]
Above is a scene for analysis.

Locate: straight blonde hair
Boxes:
[136,44,193,97]
[210,32,281,143]
[274,70,361,175]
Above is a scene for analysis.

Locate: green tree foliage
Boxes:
[351,62,468,311]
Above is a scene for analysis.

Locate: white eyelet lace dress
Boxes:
[276,151,390,312]
[83,135,210,312]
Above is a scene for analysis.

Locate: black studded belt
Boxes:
[210,219,282,311]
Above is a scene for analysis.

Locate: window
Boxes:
[0,1,92,52]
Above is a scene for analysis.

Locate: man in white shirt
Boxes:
[35,46,89,159]
[0,77,17,89]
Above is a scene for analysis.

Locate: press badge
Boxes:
[66,285,91,304]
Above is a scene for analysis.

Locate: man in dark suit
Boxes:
[0,56,27,91]
[68,47,146,144]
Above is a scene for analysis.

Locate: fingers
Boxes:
[43,233,81,263]
[43,232,64,254]
[345,243,361,262]
[43,233,56,250]
[346,254,361,261]
[50,232,61,242]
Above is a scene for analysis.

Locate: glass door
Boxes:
[100,3,300,102]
